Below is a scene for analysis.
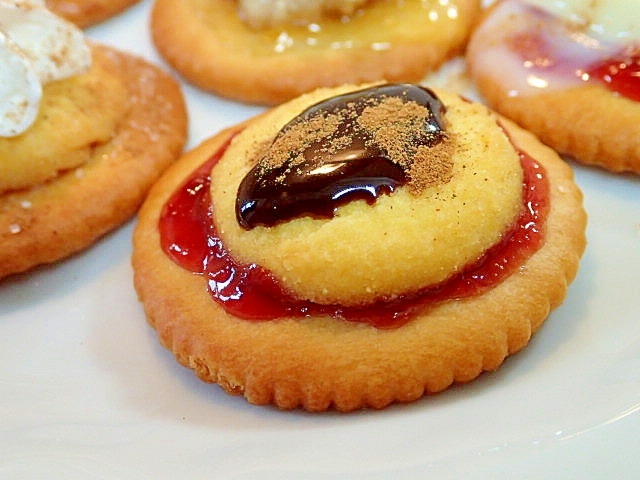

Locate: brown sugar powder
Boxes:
[357,95,454,193]
[252,89,454,195]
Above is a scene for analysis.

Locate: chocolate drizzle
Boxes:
[236,84,448,229]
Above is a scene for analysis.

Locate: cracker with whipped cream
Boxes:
[150,0,482,105]
[132,84,586,411]
[466,0,640,174]
[45,0,141,27]
[0,2,187,279]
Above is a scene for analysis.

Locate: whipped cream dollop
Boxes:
[0,0,91,137]
[523,0,640,40]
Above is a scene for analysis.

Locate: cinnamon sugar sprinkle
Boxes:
[254,92,454,195]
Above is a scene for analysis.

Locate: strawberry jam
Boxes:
[159,132,549,329]
[587,48,640,102]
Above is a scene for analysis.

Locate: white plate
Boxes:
[1,1,639,478]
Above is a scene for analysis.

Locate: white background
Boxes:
[1,1,639,478]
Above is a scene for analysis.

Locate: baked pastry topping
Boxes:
[211,86,525,307]
[469,0,639,101]
[159,85,544,327]
[0,52,126,193]
[0,0,91,136]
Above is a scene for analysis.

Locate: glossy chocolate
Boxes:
[236,84,446,229]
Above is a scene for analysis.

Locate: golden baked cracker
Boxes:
[45,0,141,27]
[0,44,187,280]
[0,50,128,193]
[150,0,482,105]
[465,0,640,174]
[132,87,586,412]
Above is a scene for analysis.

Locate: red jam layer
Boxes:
[587,48,640,102]
[159,133,550,329]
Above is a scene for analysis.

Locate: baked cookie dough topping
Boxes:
[237,84,449,229]
[238,0,369,28]
[469,0,640,100]
[0,0,91,137]
[161,85,539,323]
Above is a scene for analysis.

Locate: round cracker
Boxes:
[465,0,640,174]
[0,44,187,280]
[150,0,482,105]
[132,93,586,412]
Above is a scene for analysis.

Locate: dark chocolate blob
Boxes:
[236,84,447,229]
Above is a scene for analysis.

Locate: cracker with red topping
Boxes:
[45,0,141,27]
[466,0,640,174]
[132,84,586,412]
[149,0,482,105]
[0,44,187,280]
